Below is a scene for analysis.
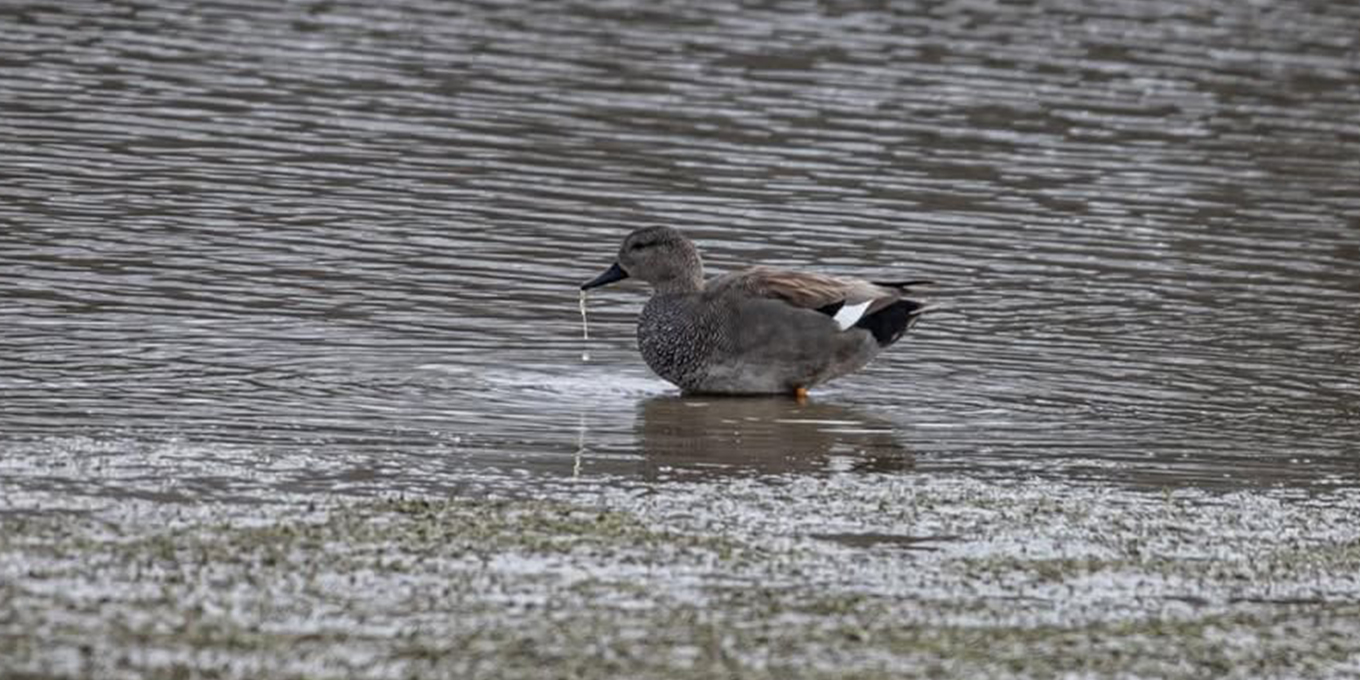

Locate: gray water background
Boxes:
[2,0,1358,502]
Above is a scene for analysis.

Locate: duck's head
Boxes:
[581,226,704,294]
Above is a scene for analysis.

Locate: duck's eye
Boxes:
[629,241,651,252]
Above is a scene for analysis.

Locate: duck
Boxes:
[581,226,931,396]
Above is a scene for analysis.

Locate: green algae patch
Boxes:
[4,480,1360,679]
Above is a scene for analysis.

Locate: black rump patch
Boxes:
[856,299,926,347]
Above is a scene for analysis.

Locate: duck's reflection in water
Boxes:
[634,396,912,480]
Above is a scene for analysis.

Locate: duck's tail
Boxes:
[857,298,932,347]
[872,279,934,290]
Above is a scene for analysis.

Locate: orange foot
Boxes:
[794,386,809,402]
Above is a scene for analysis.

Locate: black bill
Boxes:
[581,262,629,290]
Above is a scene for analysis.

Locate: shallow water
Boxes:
[2,0,1359,502]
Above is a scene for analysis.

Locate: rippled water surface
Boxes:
[3,0,1358,501]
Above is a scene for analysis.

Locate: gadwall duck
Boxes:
[581,226,931,396]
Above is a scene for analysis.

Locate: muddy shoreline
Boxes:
[6,473,1359,679]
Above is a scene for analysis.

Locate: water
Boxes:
[2,0,1359,503]
[578,290,593,362]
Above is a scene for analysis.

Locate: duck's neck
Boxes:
[654,270,704,295]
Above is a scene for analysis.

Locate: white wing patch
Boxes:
[832,300,872,330]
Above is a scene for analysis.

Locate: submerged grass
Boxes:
[3,478,1360,679]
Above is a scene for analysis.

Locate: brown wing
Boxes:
[708,266,897,315]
